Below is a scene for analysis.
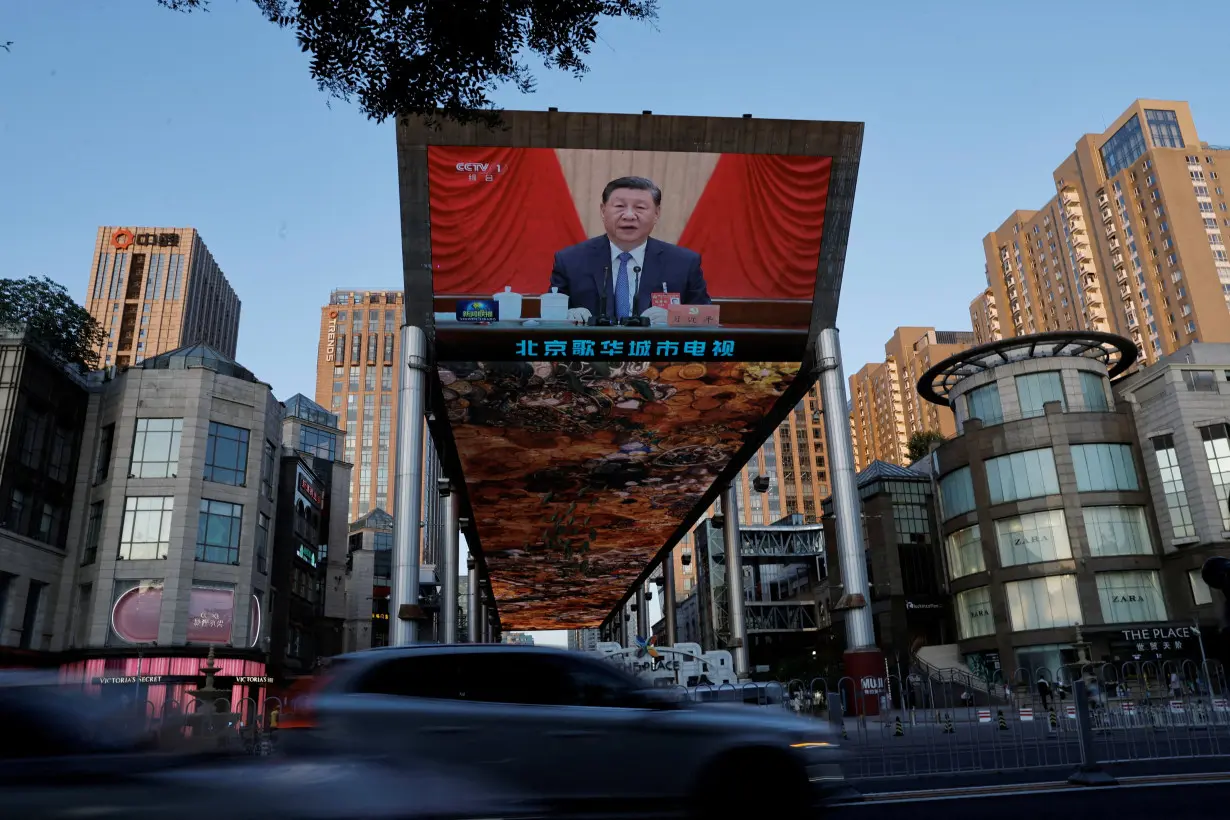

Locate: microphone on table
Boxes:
[589,263,614,326]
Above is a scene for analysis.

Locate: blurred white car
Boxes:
[304,644,846,817]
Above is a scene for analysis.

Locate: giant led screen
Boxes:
[427,144,832,630]
[428,147,832,320]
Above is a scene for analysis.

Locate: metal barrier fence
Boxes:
[674,660,1230,782]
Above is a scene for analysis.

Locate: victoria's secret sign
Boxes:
[325,311,338,362]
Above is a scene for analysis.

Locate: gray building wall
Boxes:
[50,365,281,652]
[1116,342,1230,624]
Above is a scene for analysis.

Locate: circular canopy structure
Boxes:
[917,331,1138,407]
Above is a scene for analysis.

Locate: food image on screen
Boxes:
[427,147,831,318]
[439,359,800,630]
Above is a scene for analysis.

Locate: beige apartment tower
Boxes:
[85,227,240,368]
[849,326,974,471]
[314,289,407,521]
[972,100,1230,366]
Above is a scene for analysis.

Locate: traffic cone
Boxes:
[841,721,848,740]
[1048,708,1058,731]
[893,715,904,737]
[942,713,955,734]
[997,709,1009,730]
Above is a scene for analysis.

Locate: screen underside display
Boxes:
[439,359,800,630]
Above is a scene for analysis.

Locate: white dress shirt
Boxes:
[609,241,647,316]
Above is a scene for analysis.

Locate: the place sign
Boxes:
[1120,625,1193,642]
[112,229,180,250]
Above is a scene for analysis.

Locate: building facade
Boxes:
[314,289,405,520]
[687,513,828,677]
[820,461,952,664]
[916,332,1215,675]
[1116,343,1230,660]
[568,628,600,652]
[86,227,240,368]
[268,395,351,681]
[972,100,1230,368]
[849,327,975,470]
[53,345,281,709]
[0,327,93,663]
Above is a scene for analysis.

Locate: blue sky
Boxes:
[5,1,1227,648]
[4,1,1229,398]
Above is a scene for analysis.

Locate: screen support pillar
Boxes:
[722,485,749,679]
[662,554,678,645]
[636,586,649,640]
[818,327,884,714]
[439,485,459,644]
[466,558,479,643]
[391,324,428,645]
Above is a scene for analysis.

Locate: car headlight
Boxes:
[790,741,838,749]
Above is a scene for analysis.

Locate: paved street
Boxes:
[830,778,1230,820]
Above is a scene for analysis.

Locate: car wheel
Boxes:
[691,749,813,820]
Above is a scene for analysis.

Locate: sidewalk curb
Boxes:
[835,771,1230,805]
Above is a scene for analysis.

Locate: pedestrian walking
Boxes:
[1036,676,1052,710]
[1169,672,1183,700]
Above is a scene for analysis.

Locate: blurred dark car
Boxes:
[0,671,544,820]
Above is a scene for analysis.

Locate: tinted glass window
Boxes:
[557,657,641,708]
[454,653,573,705]
[355,654,460,700]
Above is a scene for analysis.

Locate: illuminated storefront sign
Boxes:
[92,673,274,685]
[325,311,338,362]
[297,544,318,568]
[513,338,737,360]
[298,473,324,507]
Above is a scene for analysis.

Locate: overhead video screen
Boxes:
[427,146,832,326]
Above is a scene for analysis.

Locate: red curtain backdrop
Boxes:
[428,146,587,295]
[676,154,831,300]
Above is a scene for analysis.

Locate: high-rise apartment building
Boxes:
[85,227,240,368]
[971,100,1230,367]
[314,290,405,521]
[848,327,975,470]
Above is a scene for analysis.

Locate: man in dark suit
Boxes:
[549,176,711,325]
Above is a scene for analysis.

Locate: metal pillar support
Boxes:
[391,324,429,645]
[635,586,649,640]
[438,483,459,644]
[722,486,749,679]
[817,328,876,650]
[466,558,479,643]
[662,555,677,646]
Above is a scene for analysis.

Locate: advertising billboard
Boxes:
[400,110,861,632]
[427,146,831,328]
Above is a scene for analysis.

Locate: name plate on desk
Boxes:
[668,304,720,326]
[456,299,498,323]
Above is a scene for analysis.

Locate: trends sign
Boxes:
[325,311,339,362]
